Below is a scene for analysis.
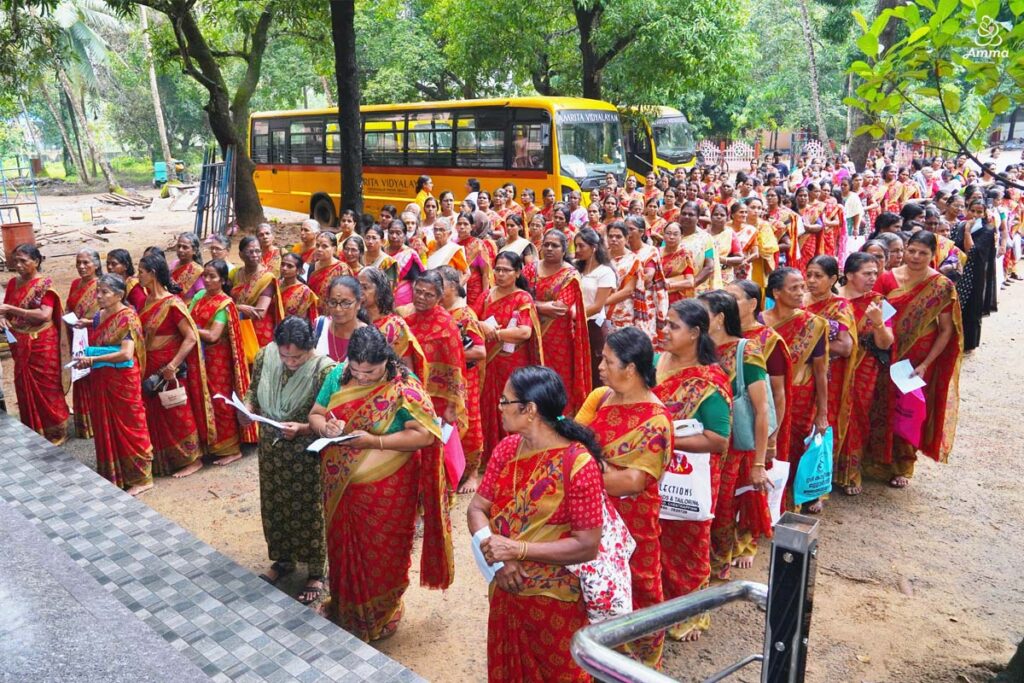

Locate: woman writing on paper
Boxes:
[73,274,153,495]
[309,326,452,641]
[468,366,603,683]
[243,316,335,606]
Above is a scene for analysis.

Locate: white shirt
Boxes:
[843,192,864,218]
[580,264,617,322]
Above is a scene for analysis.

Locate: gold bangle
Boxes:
[518,541,528,561]
[752,463,766,468]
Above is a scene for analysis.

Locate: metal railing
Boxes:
[571,512,820,683]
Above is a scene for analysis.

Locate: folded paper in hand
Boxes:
[214,392,287,429]
[471,526,503,583]
[889,358,926,394]
[306,433,359,453]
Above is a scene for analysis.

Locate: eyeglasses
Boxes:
[493,267,515,274]
[326,299,357,309]
[498,397,527,407]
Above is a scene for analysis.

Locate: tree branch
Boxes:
[209,50,249,60]
[595,33,632,72]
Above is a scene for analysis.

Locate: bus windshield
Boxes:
[652,116,696,163]
[556,110,625,188]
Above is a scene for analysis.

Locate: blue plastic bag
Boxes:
[793,427,833,505]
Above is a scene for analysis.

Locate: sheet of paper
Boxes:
[62,312,79,325]
[306,433,359,453]
[889,358,926,394]
[440,421,455,445]
[69,328,90,383]
[314,320,330,357]
[4,327,16,344]
[481,316,498,328]
[213,392,287,429]
[880,299,897,323]
[471,526,503,583]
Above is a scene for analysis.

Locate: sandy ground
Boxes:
[7,189,1023,682]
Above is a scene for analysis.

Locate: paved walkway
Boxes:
[0,414,421,682]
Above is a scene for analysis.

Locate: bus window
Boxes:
[407,111,453,167]
[251,120,270,164]
[455,109,508,168]
[651,116,696,165]
[325,122,340,165]
[290,119,325,164]
[364,112,407,166]
[555,110,625,190]
[270,123,288,164]
[511,109,551,171]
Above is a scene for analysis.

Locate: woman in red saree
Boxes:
[661,222,695,304]
[469,365,603,683]
[231,235,284,348]
[625,215,668,343]
[874,165,904,214]
[190,260,258,465]
[821,188,846,259]
[577,328,672,668]
[763,268,830,512]
[67,249,102,438]
[279,253,318,324]
[363,225,399,284]
[170,233,205,301]
[836,253,893,495]
[767,188,799,271]
[106,249,147,312]
[867,231,962,487]
[257,223,283,277]
[309,326,452,641]
[477,251,543,461]
[700,291,773,581]
[0,245,70,444]
[455,211,496,308]
[358,267,425,376]
[726,279,791,566]
[605,221,643,332]
[384,219,426,307]
[137,254,215,477]
[795,185,826,272]
[308,232,349,314]
[75,274,153,495]
[654,300,731,641]
[805,256,856,464]
[528,230,592,415]
[438,266,487,492]
[340,235,366,278]
[290,219,320,265]
[404,271,468,441]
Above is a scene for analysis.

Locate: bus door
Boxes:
[624,121,654,181]
[268,120,291,197]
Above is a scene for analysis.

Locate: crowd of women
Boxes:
[0,148,1013,681]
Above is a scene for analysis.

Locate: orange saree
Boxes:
[89,307,152,489]
[374,313,426,380]
[533,265,592,415]
[404,305,468,436]
[67,276,99,438]
[308,261,350,315]
[4,276,69,444]
[661,245,695,304]
[189,291,258,456]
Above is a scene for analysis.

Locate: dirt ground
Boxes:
[8,189,1023,682]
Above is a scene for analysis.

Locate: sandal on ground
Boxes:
[259,561,294,586]
[298,577,325,606]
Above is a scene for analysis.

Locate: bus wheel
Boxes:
[312,196,337,227]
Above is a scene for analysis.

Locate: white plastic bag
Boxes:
[765,459,790,525]
[659,419,713,521]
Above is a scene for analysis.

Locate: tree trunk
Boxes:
[330,0,363,214]
[61,86,89,183]
[798,0,829,144]
[845,73,854,141]
[574,3,602,100]
[57,66,119,191]
[39,84,87,182]
[141,7,176,181]
[848,0,901,170]
[320,75,334,106]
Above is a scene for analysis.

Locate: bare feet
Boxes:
[889,476,910,489]
[844,485,863,496]
[213,453,243,466]
[127,483,154,497]
[804,499,824,514]
[681,628,702,642]
[458,471,481,494]
[172,461,203,479]
[733,555,754,570]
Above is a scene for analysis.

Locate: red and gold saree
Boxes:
[231,266,284,348]
[449,303,485,473]
[660,245,695,304]
[189,291,258,456]
[171,260,204,300]
[805,295,857,450]
[280,282,318,324]
[4,275,69,444]
[67,276,99,438]
[404,306,468,435]
[321,373,451,640]
[90,307,152,489]
[374,313,426,380]
[308,260,350,315]
[479,435,602,683]
[461,236,497,308]
[139,295,215,474]
[261,245,282,277]
[533,265,592,415]
[580,389,672,669]
[867,271,962,478]
[798,203,826,271]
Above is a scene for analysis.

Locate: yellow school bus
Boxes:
[249,97,625,225]
[621,106,698,182]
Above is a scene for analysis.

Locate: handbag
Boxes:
[891,387,926,448]
[157,377,188,409]
[732,339,777,451]
[658,419,714,521]
[567,494,636,624]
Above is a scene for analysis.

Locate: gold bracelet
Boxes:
[752,463,766,468]
[519,542,529,561]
